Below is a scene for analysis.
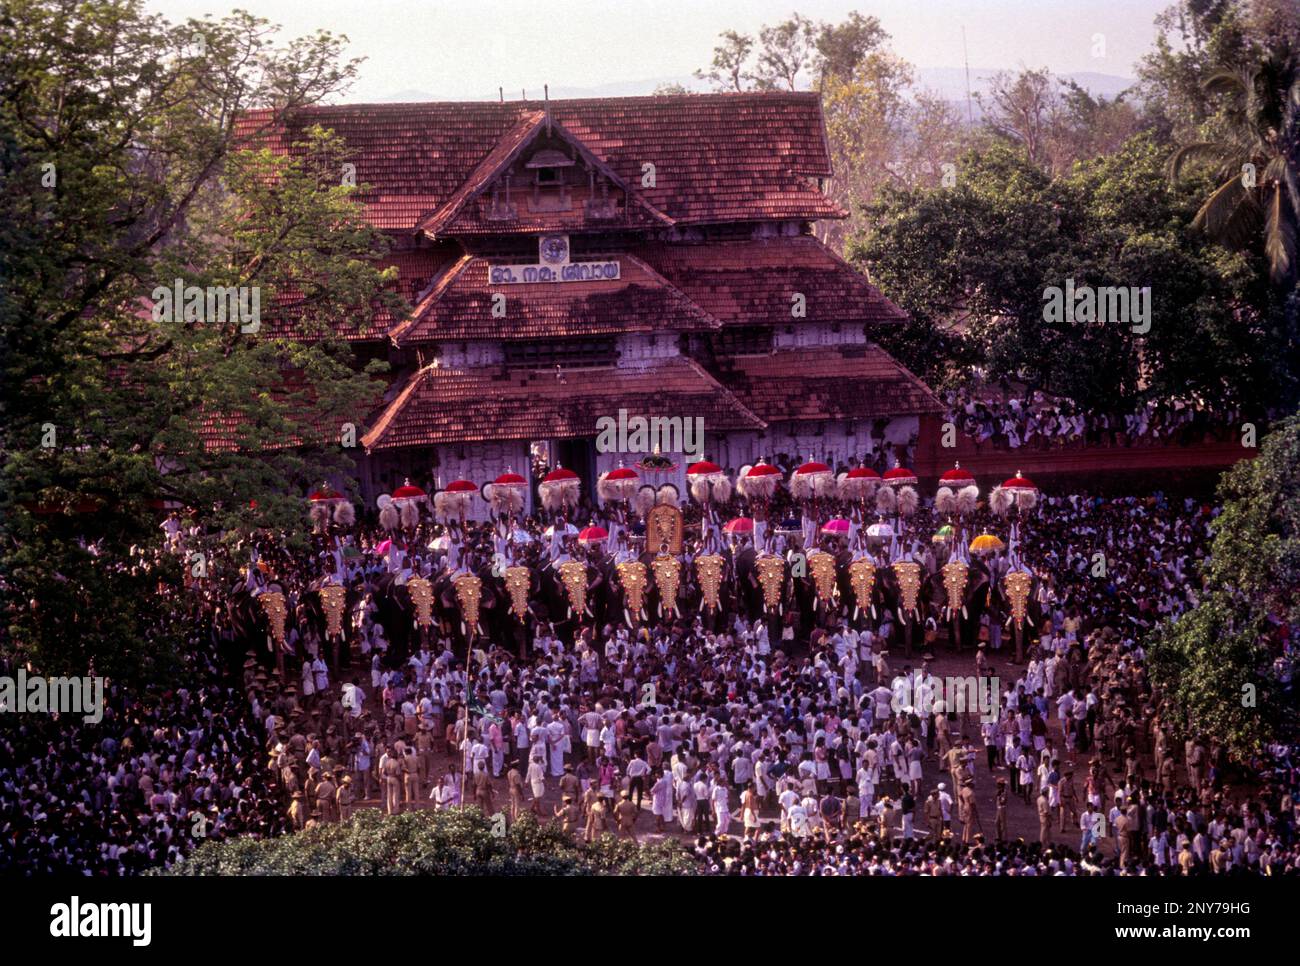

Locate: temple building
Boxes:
[240,92,941,515]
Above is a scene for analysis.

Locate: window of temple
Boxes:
[504,338,617,369]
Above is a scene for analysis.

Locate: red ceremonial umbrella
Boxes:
[882,466,918,487]
[578,525,609,545]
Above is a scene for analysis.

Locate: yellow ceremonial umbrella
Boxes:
[969,533,1006,555]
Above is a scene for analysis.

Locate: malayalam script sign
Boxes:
[488,261,621,284]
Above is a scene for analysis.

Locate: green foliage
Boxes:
[160,808,697,876]
[1148,412,1300,758]
[849,134,1295,414]
[0,1,402,683]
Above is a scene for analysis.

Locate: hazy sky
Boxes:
[146,0,1173,101]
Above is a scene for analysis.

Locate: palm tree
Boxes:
[1169,46,1300,284]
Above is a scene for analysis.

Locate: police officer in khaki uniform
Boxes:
[381,748,403,815]
[316,771,337,823]
[1037,788,1053,846]
[958,777,982,844]
[924,789,944,841]
[336,775,354,822]
[614,790,639,842]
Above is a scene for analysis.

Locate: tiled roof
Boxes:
[391,253,719,344]
[362,357,764,449]
[234,92,843,231]
[418,113,670,236]
[198,372,385,453]
[715,345,942,423]
[635,236,908,327]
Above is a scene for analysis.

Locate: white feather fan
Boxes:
[990,485,1014,516]
[876,486,897,515]
[897,485,919,517]
[632,485,656,516]
[380,504,399,531]
[957,485,979,517]
[333,501,355,527]
[935,486,956,515]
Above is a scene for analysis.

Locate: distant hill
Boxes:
[372,67,1135,114]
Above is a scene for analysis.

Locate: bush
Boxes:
[158,807,697,876]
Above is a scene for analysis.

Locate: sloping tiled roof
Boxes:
[198,371,386,453]
[234,93,843,231]
[417,113,670,236]
[635,236,908,327]
[362,357,764,449]
[391,253,719,344]
[715,345,942,423]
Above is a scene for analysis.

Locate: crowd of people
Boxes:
[941,380,1249,452]
[2,485,1297,876]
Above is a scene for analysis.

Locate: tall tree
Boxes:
[693,30,755,92]
[753,13,817,91]
[1148,412,1300,759]
[1169,44,1300,283]
[0,0,401,681]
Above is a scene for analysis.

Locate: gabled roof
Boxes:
[390,252,719,344]
[362,356,765,449]
[417,112,671,236]
[634,236,908,327]
[715,344,942,423]
[234,92,844,231]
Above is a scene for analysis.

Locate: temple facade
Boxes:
[239,92,941,516]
